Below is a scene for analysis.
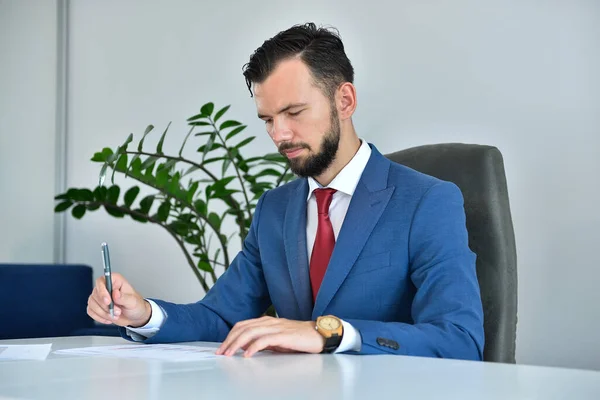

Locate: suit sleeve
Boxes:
[118,192,271,344]
[344,181,485,360]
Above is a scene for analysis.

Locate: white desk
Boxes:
[1,336,599,400]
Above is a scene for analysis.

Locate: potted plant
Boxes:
[54,102,294,297]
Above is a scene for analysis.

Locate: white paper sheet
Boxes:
[54,344,218,362]
[0,344,52,361]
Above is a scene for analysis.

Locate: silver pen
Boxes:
[101,242,114,318]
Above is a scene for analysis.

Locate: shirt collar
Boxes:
[307,139,372,201]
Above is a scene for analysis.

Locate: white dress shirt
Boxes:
[127,139,372,353]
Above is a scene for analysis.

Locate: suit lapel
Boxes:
[283,179,313,320]
[312,146,394,319]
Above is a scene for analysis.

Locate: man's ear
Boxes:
[337,82,357,120]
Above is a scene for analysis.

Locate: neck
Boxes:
[313,130,361,187]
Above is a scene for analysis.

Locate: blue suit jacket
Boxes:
[123,144,485,360]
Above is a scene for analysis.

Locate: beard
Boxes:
[278,107,341,178]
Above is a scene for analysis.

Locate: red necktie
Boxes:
[309,188,337,303]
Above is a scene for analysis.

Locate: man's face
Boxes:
[253,58,340,178]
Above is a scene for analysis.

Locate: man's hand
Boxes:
[216,316,326,358]
[87,272,151,328]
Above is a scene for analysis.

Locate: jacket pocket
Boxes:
[347,251,392,278]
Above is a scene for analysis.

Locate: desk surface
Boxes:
[1,336,599,400]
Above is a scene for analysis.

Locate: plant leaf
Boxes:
[263,152,287,162]
[189,121,211,126]
[130,213,148,223]
[194,199,207,215]
[71,204,86,219]
[86,203,101,211]
[187,181,199,203]
[122,133,134,150]
[99,163,109,186]
[124,186,140,207]
[156,201,171,222]
[254,168,282,178]
[54,200,73,212]
[203,132,216,160]
[187,113,205,122]
[219,120,242,130]
[157,121,171,154]
[67,188,94,202]
[213,105,230,122]
[115,152,128,171]
[179,127,194,157]
[93,186,107,201]
[208,212,221,230]
[106,185,120,204]
[201,102,214,117]
[194,130,217,137]
[162,159,177,171]
[139,195,155,214]
[126,153,141,176]
[91,147,114,162]
[156,168,170,187]
[202,156,226,165]
[185,236,202,245]
[104,205,125,218]
[225,125,247,141]
[234,136,255,149]
[221,158,232,175]
[140,156,159,171]
[138,124,154,151]
[184,165,200,176]
[106,145,121,164]
[197,260,213,273]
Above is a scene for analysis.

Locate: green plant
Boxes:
[54,102,295,293]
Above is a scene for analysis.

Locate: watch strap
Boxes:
[321,333,343,353]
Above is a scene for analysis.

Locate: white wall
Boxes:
[3,0,599,370]
[0,0,57,262]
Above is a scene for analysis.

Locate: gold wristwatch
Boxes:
[316,315,344,353]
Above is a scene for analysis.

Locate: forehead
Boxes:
[253,58,322,113]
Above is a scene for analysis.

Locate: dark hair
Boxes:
[242,22,354,99]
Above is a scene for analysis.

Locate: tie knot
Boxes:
[313,188,337,215]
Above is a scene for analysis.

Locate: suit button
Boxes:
[376,337,400,350]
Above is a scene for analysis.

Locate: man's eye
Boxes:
[288,110,302,116]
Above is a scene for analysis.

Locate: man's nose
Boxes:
[270,118,293,144]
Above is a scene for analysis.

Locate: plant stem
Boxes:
[209,119,253,223]
[275,165,291,188]
[113,167,231,268]
[125,151,218,181]
[124,150,248,243]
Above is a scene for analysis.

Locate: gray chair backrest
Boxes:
[385,143,518,363]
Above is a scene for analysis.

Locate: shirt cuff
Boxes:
[334,319,362,353]
[125,299,166,341]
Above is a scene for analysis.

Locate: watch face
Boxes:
[319,316,341,330]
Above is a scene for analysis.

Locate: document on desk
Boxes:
[0,344,52,361]
[54,344,218,362]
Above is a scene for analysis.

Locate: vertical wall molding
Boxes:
[54,0,69,263]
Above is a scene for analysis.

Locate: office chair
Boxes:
[385,143,518,363]
[0,263,120,339]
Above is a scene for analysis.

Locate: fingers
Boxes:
[222,325,280,356]
[112,289,139,310]
[244,334,285,358]
[110,273,128,292]
[93,276,111,306]
[216,317,277,356]
[87,293,120,324]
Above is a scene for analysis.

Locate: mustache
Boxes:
[278,142,310,153]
